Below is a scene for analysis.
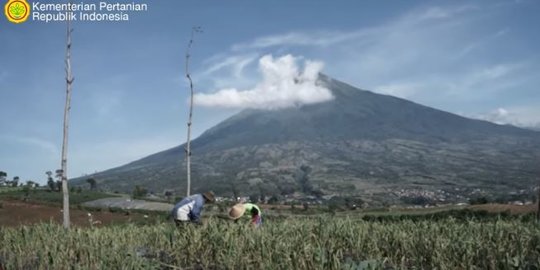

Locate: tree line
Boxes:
[0,170,97,192]
[0,171,38,188]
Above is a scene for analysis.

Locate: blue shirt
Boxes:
[171,194,205,222]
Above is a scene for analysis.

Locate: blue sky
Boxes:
[1,0,539,185]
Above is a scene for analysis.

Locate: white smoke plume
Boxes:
[194,54,334,109]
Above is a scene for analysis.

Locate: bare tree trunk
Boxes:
[537,183,540,223]
[61,5,74,229]
[184,26,201,197]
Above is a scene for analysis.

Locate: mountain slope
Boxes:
[72,75,540,204]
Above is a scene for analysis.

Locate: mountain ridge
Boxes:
[72,74,540,205]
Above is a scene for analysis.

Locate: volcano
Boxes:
[72,75,540,204]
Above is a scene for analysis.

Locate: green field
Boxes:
[1,215,539,269]
[0,188,118,205]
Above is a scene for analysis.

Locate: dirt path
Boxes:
[82,197,173,211]
[469,203,537,214]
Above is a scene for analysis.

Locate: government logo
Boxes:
[5,0,30,24]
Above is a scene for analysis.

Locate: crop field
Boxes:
[1,215,539,269]
[0,189,119,206]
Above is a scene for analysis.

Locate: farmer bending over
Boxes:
[229,203,262,228]
[171,191,215,225]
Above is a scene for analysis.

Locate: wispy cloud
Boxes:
[200,53,258,78]
[231,5,477,52]
[195,53,259,90]
[207,4,488,92]
[0,136,59,155]
[231,30,375,51]
[471,106,540,129]
[475,107,515,125]
[194,54,333,109]
[375,62,527,99]
[457,28,509,58]
[413,5,478,21]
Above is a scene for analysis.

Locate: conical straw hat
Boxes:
[228,203,245,220]
[202,191,215,202]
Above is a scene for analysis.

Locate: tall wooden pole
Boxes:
[536,182,539,223]
[184,27,201,197]
[61,3,74,229]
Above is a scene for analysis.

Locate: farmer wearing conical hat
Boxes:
[229,203,262,228]
[171,191,215,225]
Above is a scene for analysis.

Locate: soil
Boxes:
[0,200,154,227]
[1,199,536,228]
[469,203,538,215]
